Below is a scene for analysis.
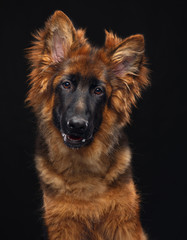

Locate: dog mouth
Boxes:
[62,133,92,148]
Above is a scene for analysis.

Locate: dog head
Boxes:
[26,11,149,149]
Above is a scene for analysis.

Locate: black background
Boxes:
[1,1,186,239]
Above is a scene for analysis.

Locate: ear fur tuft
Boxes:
[104,30,122,49]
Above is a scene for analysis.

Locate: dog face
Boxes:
[26,11,149,150]
[53,72,107,148]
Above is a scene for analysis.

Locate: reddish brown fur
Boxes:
[26,10,149,240]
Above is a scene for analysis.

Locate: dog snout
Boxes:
[67,117,88,132]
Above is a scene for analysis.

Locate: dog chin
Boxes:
[61,133,93,149]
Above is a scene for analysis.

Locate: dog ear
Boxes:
[26,11,77,110]
[104,32,149,123]
[44,10,76,62]
[105,32,145,77]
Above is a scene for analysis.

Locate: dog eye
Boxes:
[94,87,103,95]
[62,81,71,89]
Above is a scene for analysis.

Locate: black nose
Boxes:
[67,117,88,132]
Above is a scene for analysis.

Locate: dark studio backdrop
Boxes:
[1,1,186,239]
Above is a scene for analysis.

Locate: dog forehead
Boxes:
[64,53,108,82]
[71,74,104,88]
[52,51,110,90]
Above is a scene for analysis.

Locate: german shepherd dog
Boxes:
[26,10,149,240]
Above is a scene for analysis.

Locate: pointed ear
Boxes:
[45,10,76,62]
[106,33,145,76]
